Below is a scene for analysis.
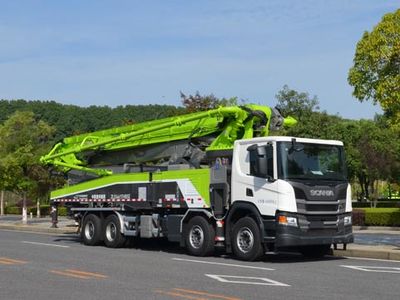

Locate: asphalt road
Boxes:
[1,229,399,300]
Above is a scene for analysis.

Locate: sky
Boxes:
[0,1,398,119]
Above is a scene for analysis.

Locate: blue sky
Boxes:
[0,1,398,119]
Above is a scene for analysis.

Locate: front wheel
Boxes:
[104,214,126,248]
[185,216,215,256]
[231,217,264,261]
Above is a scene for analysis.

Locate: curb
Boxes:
[0,224,78,235]
[332,247,400,261]
[353,226,400,231]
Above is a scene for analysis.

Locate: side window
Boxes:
[249,147,258,176]
[248,144,273,178]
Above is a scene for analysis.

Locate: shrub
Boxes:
[5,204,66,216]
[352,209,365,226]
[27,205,51,216]
[40,205,51,216]
[5,206,21,214]
[352,202,371,208]
[363,208,400,226]
[15,199,35,208]
[352,201,400,208]
[58,207,68,216]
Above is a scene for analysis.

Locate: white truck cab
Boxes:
[229,136,353,256]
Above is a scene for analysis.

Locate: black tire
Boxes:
[185,216,215,256]
[299,244,331,258]
[104,214,126,248]
[231,217,264,261]
[81,214,103,246]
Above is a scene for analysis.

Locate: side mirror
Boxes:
[247,144,274,181]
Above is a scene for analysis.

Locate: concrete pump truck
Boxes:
[41,104,353,261]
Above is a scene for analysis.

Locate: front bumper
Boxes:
[274,212,354,248]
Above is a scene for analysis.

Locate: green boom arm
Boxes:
[40,104,296,176]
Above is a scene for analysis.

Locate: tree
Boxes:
[0,111,59,223]
[180,91,238,112]
[348,9,400,122]
[275,85,400,200]
[275,85,323,138]
[275,85,320,116]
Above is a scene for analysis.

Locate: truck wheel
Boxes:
[231,217,264,261]
[104,214,126,248]
[81,214,102,246]
[185,216,215,256]
[299,245,331,258]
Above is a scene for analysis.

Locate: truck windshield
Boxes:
[277,141,347,181]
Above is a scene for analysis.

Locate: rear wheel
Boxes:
[231,217,264,261]
[185,216,215,256]
[104,214,126,248]
[299,244,331,258]
[81,214,102,246]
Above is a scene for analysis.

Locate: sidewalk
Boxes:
[0,215,77,234]
[0,215,399,261]
[332,226,400,261]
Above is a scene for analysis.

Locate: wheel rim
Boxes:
[189,225,204,249]
[84,221,95,240]
[106,222,117,242]
[236,227,254,253]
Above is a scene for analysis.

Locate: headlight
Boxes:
[278,215,298,227]
[344,216,352,225]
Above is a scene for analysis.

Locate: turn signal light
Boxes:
[278,215,298,227]
[278,215,287,224]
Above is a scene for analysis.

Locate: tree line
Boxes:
[0,87,399,205]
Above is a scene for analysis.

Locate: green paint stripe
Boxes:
[51,173,148,198]
[51,169,211,204]
[153,169,210,204]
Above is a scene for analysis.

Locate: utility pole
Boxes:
[0,190,4,216]
[22,193,27,224]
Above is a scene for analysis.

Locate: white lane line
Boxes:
[341,265,400,273]
[21,241,70,248]
[172,258,274,271]
[342,256,400,263]
[205,274,290,286]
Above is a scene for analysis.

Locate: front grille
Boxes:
[293,184,348,215]
[306,215,337,222]
[296,199,346,214]
[306,204,338,212]
[294,187,306,200]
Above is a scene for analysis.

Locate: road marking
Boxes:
[65,269,108,278]
[50,269,108,279]
[21,241,70,248]
[342,256,400,263]
[0,257,28,265]
[155,288,241,300]
[50,270,91,279]
[173,288,241,300]
[155,289,204,300]
[205,274,290,287]
[341,265,400,274]
[172,258,274,271]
